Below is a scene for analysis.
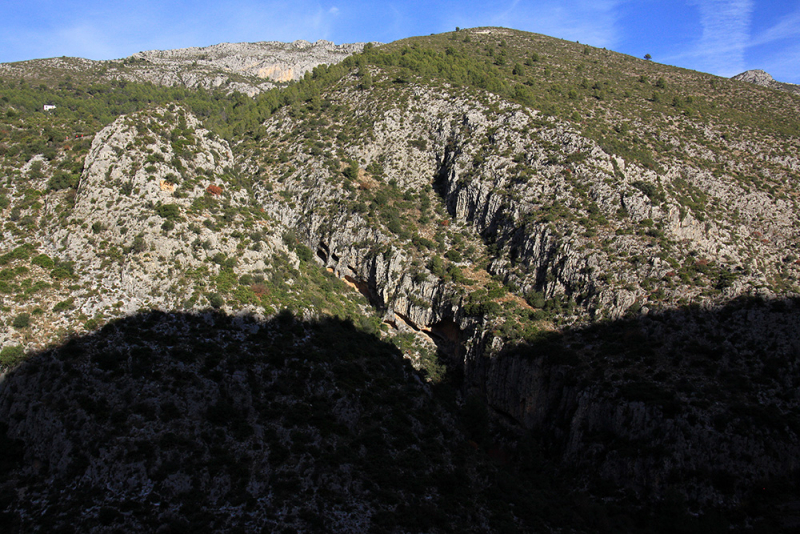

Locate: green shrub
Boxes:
[0,345,24,368]
[131,235,147,254]
[50,267,73,280]
[408,138,427,151]
[342,161,359,180]
[12,313,30,329]
[486,284,506,299]
[0,245,34,265]
[631,181,666,203]
[208,293,224,308]
[428,256,447,278]
[53,298,75,312]
[445,249,462,262]
[526,291,546,308]
[31,254,55,269]
[155,203,182,221]
[48,171,78,191]
[296,244,313,263]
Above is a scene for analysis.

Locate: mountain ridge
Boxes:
[0,38,369,96]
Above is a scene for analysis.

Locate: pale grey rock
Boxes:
[733,69,775,86]
[732,69,800,95]
[110,39,370,95]
[0,39,371,96]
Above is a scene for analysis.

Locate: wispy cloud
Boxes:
[749,7,800,47]
[745,6,800,83]
[0,0,356,61]
[665,0,754,77]
[754,40,800,84]
[494,0,522,23]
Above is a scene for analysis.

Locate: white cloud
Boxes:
[329,6,340,15]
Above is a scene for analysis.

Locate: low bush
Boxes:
[0,345,24,368]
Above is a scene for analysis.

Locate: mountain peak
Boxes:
[732,68,800,95]
[731,69,775,85]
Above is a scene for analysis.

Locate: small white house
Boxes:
[43,104,56,111]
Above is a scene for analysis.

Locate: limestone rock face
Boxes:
[34,108,286,324]
[253,78,799,330]
[236,77,800,506]
[132,40,364,81]
[732,69,800,95]
[118,40,369,95]
[732,69,775,86]
[0,40,369,96]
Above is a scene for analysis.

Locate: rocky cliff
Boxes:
[120,40,369,95]
[237,70,800,508]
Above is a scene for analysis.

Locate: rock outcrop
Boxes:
[732,69,800,95]
[118,40,370,95]
[252,75,799,327]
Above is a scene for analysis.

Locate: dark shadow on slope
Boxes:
[465,295,800,531]
[0,310,586,533]
[0,299,798,532]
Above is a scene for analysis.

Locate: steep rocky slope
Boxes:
[247,58,799,325]
[237,59,800,511]
[1,27,799,530]
[129,40,367,86]
[0,106,381,357]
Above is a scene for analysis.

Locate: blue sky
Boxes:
[1,0,799,83]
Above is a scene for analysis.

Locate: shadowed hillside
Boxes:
[0,310,571,533]
[0,302,798,532]
[463,296,800,516]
